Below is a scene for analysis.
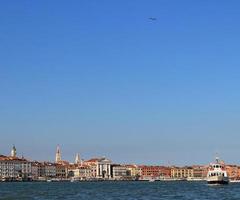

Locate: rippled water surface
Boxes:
[0,181,240,200]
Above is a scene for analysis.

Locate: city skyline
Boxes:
[2,144,240,183]
[0,144,237,167]
[1,1,240,165]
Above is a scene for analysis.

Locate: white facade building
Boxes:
[112,165,127,180]
[72,166,92,179]
[0,155,32,180]
[96,158,112,179]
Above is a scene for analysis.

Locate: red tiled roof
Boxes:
[0,155,28,162]
[56,160,69,165]
[84,158,100,163]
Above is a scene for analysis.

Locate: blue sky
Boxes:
[1,1,240,165]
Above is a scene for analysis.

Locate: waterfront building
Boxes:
[42,162,56,178]
[171,166,194,179]
[72,165,92,179]
[0,154,32,181]
[225,165,239,180]
[112,165,127,180]
[84,157,112,179]
[56,163,67,179]
[125,165,141,178]
[192,165,208,178]
[32,161,68,180]
[31,161,42,179]
[83,159,98,178]
[237,167,240,179]
[88,164,97,178]
[96,157,112,179]
[66,164,76,178]
[139,166,171,180]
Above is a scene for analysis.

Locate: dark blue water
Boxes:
[0,181,239,200]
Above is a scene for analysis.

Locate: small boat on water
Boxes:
[230,179,240,183]
[186,177,205,181]
[207,157,229,185]
[149,179,155,182]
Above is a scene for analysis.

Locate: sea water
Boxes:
[0,181,239,200]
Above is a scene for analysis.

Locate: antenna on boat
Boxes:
[215,152,220,163]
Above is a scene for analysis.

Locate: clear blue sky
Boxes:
[1,0,240,165]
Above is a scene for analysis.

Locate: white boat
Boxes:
[186,177,205,181]
[230,179,240,183]
[149,179,155,182]
[207,157,229,185]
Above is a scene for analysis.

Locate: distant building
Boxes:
[112,165,127,180]
[55,145,61,163]
[97,157,112,179]
[42,162,56,178]
[225,165,239,180]
[32,162,57,179]
[83,159,98,178]
[139,166,171,180]
[10,145,17,157]
[75,153,81,165]
[0,154,32,181]
[56,164,68,179]
[31,161,42,179]
[171,166,193,179]
[84,157,112,179]
[125,165,141,179]
[72,165,92,179]
[192,165,208,178]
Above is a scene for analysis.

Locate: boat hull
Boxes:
[207,180,229,184]
[207,176,229,185]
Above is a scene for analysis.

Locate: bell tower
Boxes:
[11,145,17,157]
[75,153,81,164]
[55,145,61,163]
